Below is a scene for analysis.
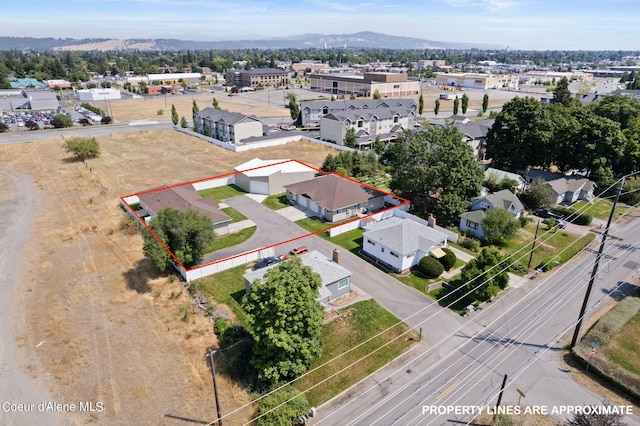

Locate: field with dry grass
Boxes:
[0,130,339,424]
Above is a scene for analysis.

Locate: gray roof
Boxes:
[322,107,414,123]
[547,176,595,195]
[301,98,417,111]
[454,120,494,139]
[363,217,447,256]
[242,68,287,75]
[138,185,231,225]
[284,174,386,210]
[460,209,486,223]
[472,189,524,212]
[484,167,525,184]
[244,250,350,290]
[196,107,261,125]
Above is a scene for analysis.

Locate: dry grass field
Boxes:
[0,131,339,424]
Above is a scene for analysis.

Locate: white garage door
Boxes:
[249,180,269,195]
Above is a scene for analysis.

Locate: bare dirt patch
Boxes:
[0,131,339,424]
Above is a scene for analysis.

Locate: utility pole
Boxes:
[526,220,541,273]
[570,177,625,348]
[206,349,223,425]
[495,374,508,409]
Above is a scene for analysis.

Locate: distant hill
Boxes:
[0,32,504,51]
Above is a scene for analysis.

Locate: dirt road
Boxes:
[0,168,68,425]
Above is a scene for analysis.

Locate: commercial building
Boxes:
[309,72,420,98]
[225,68,289,88]
[77,88,122,101]
[435,73,519,90]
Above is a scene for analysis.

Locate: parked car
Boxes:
[252,256,282,270]
[289,246,309,256]
[543,218,567,228]
[534,208,563,220]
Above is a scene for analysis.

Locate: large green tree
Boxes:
[389,127,484,225]
[485,97,556,172]
[51,113,73,129]
[520,178,556,209]
[482,93,489,114]
[242,257,324,387]
[63,136,100,162]
[343,127,357,148]
[453,97,460,115]
[143,207,215,270]
[434,99,440,116]
[481,209,520,246]
[592,94,640,130]
[287,92,300,121]
[418,94,424,115]
[552,76,572,107]
[461,247,509,302]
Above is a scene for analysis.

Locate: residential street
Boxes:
[314,216,640,425]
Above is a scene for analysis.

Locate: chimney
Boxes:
[332,248,341,264]
[427,214,436,228]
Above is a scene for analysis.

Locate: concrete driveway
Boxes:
[276,205,315,222]
[200,195,311,263]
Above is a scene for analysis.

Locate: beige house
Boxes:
[193,107,264,144]
[309,72,420,98]
[284,174,386,222]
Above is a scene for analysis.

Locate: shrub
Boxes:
[554,206,592,226]
[255,385,308,426]
[460,238,480,252]
[438,247,457,271]
[418,256,444,278]
[101,116,112,125]
[214,318,231,337]
[214,318,249,348]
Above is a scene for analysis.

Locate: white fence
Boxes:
[327,219,361,237]
[175,127,356,153]
[182,247,275,281]
[192,176,236,191]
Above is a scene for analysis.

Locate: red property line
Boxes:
[120,159,410,273]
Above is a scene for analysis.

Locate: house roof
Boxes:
[244,250,350,294]
[196,107,261,125]
[455,119,494,139]
[473,189,524,212]
[322,108,414,123]
[363,217,448,256]
[460,209,486,223]
[234,158,316,177]
[484,167,525,184]
[300,98,417,111]
[242,68,287,75]
[546,176,595,195]
[10,78,47,88]
[138,185,231,225]
[284,174,386,210]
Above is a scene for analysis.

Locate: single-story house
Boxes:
[525,169,596,204]
[243,250,351,305]
[362,217,448,273]
[459,189,525,239]
[284,174,386,222]
[138,184,232,234]
[233,158,317,195]
[484,167,526,192]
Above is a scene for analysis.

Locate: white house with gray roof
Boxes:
[300,98,417,128]
[243,250,351,305]
[459,189,524,239]
[362,217,448,273]
[193,107,263,144]
[320,108,415,147]
[525,169,596,204]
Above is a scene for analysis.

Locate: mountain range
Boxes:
[0,32,504,51]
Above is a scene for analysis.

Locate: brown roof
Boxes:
[138,185,231,225]
[284,174,385,210]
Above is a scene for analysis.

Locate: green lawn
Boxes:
[295,299,417,407]
[573,198,632,221]
[195,264,249,325]
[603,313,640,376]
[262,193,289,210]
[295,217,334,234]
[203,226,256,254]
[197,184,247,202]
[320,228,364,254]
[221,207,248,223]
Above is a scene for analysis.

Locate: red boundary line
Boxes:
[120,159,410,274]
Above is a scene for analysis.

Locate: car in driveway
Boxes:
[534,207,564,220]
[252,256,282,270]
[289,246,309,256]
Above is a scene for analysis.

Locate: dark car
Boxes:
[252,256,282,270]
[534,208,563,220]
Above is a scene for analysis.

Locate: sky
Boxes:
[2,0,639,50]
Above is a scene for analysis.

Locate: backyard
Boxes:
[195,266,416,409]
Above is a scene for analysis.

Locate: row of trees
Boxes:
[486,93,640,190]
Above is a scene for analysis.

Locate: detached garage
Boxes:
[234,158,317,195]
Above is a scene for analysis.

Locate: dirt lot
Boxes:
[0,131,338,425]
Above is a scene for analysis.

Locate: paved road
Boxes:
[0,169,67,425]
[0,121,173,145]
[316,216,640,425]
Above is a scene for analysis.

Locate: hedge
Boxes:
[418,256,444,278]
